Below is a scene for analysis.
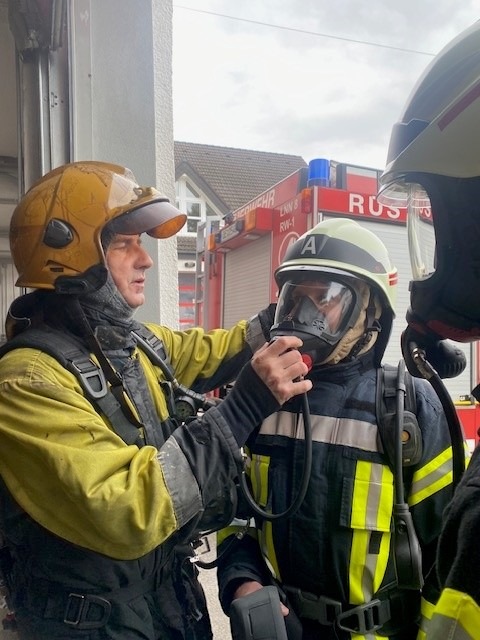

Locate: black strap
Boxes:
[26,574,158,630]
[282,586,391,634]
[0,326,171,448]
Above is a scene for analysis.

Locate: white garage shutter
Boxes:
[323,216,472,401]
[223,235,271,329]
[0,260,18,344]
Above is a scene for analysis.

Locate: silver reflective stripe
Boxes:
[260,411,380,453]
[365,464,384,533]
[157,437,202,527]
[427,614,473,640]
[412,458,452,493]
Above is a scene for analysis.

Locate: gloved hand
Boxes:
[217,336,311,446]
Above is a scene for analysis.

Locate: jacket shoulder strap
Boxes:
[0,327,143,447]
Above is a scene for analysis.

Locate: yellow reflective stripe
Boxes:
[426,588,480,639]
[250,453,270,506]
[248,452,282,580]
[409,447,452,507]
[349,462,393,605]
[216,523,257,546]
[259,520,281,581]
[350,529,370,604]
[351,462,393,531]
[465,442,472,468]
[418,595,435,638]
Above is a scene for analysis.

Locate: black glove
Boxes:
[217,361,280,447]
[257,303,276,341]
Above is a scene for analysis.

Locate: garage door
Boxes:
[223,235,271,329]
[0,260,18,344]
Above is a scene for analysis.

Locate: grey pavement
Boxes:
[0,534,231,640]
[198,534,232,640]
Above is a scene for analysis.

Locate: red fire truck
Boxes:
[195,158,480,450]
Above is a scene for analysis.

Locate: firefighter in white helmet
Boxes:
[379,19,480,640]
[216,218,456,640]
[0,161,311,640]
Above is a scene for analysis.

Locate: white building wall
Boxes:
[81,0,179,326]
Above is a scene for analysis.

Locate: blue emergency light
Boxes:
[307,158,330,187]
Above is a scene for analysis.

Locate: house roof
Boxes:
[174,141,307,214]
[177,235,196,253]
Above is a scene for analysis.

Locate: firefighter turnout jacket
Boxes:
[0,318,261,639]
[217,352,458,640]
[423,444,480,640]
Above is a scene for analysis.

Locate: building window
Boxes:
[187,202,201,233]
[175,176,222,236]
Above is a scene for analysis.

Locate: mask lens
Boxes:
[275,278,355,341]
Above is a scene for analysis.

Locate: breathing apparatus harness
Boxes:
[401,324,467,489]
[0,294,434,593]
[209,303,424,593]
[229,273,377,525]
[231,279,382,526]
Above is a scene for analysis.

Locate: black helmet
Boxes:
[379,21,480,343]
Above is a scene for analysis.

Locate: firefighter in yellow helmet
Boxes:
[0,161,311,639]
[379,20,480,640]
[216,218,457,640]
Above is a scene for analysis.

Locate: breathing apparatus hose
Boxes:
[405,340,465,489]
[239,391,313,520]
[193,391,313,571]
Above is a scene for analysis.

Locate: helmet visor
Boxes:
[107,200,187,239]
[379,180,436,281]
[274,277,359,345]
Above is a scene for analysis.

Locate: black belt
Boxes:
[26,574,158,631]
[283,586,391,635]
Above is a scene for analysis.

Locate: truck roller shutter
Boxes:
[323,215,471,402]
[0,260,18,344]
[223,235,271,329]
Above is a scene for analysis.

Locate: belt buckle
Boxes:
[336,598,390,634]
[64,592,111,630]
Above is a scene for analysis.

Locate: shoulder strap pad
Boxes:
[0,327,144,446]
[0,327,107,398]
[133,325,169,365]
[376,361,422,470]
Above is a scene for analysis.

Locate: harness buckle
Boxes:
[336,598,390,634]
[63,592,111,630]
[70,357,108,400]
[283,587,342,625]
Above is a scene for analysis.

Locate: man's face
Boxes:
[105,233,154,308]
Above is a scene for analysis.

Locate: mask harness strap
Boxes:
[348,296,380,360]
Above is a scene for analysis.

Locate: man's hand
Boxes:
[250,336,312,404]
[215,335,312,447]
[233,580,289,616]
